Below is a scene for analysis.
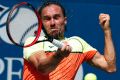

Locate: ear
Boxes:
[64,17,67,25]
[64,17,67,31]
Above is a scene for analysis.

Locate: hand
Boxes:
[56,42,72,58]
[99,13,111,31]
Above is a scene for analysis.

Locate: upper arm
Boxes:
[88,51,108,70]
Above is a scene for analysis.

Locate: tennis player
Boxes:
[23,1,116,80]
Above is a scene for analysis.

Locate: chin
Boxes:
[50,34,59,39]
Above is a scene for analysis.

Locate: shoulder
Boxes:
[67,36,85,41]
[66,36,97,53]
[66,36,86,45]
[65,36,85,53]
[24,36,46,60]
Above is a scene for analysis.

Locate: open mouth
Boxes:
[51,28,59,32]
[50,29,60,35]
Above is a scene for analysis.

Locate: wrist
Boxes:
[54,53,63,59]
[104,29,112,36]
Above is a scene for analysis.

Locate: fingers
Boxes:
[99,13,110,25]
[99,13,110,20]
[56,42,72,57]
[61,44,72,54]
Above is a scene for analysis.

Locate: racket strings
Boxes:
[20,23,38,45]
[6,2,42,47]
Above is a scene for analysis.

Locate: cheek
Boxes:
[42,23,50,32]
[43,21,48,27]
[57,19,66,26]
[56,20,65,31]
[60,20,66,29]
[43,22,50,28]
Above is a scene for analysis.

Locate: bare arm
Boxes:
[89,13,116,72]
[28,43,71,74]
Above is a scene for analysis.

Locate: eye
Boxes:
[43,16,51,21]
[53,14,60,20]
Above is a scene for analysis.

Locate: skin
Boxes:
[89,13,116,72]
[41,5,67,39]
[28,4,116,74]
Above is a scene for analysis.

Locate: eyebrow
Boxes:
[42,13,62,19]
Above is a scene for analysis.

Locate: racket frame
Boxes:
[6,2,42,48]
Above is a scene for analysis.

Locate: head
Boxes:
[38,1,67,39]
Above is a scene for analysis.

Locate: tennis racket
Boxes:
[6,2,63,48]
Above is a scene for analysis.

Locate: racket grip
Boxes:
[51,39,64,48]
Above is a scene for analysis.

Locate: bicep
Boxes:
[88,52,108,70]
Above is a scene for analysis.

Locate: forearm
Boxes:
[104,29,116,70]
[36,52,63,74]
[92,13,116,72]
[29,43,71,74]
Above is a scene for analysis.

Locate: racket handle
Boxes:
[52,39,63,48]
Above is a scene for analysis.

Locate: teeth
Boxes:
[51,29,58,31]
[49,29,59,34]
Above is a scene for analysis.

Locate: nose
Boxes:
[50,18,55,27]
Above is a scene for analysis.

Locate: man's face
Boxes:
[41,4,67,38]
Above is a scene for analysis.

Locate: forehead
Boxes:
[41,4,63,16]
